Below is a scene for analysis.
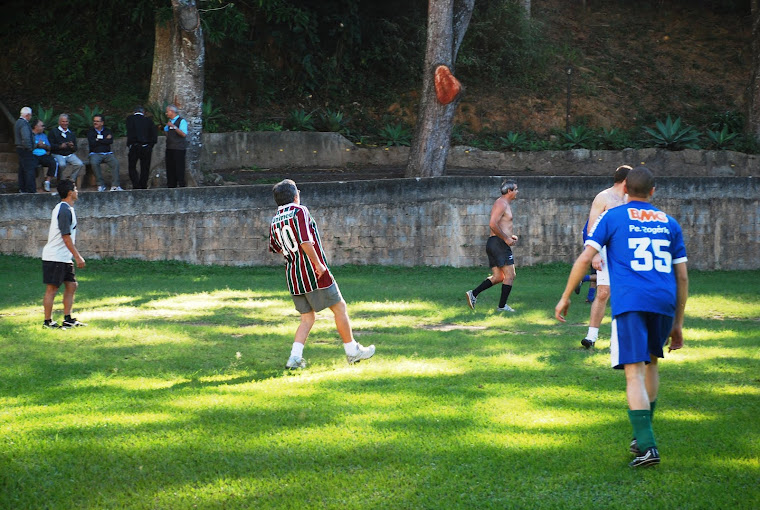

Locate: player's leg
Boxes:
[582,284,609,347]
[329,299,354,344]
[43,284,59,325]
[329,298,375,364]
[286,311,314,369]
[61,280,78,318]
[497,263,516,311]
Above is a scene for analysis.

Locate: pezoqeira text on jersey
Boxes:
[629,224,671,235]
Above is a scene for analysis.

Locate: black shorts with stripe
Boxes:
[42,261,76,287]
[486,236,514,268]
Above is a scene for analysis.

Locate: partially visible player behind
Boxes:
[269,179,375,369]
[465,180,520,312]
[42,179,87,329]
[555,166,688,468]
[580,164,631,348]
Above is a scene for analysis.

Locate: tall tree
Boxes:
[149,0,206,186]
[749,0,760,141]
[406,0,475,178]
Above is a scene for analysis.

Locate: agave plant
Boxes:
[705,126,739,150]
[146,101,169,128]
[286,109,316,131]
[319,109,347,133]
[561,125,597,149]
[201,97,224,132]
[34,104,57,129]
[69,104,103,137]
[499,131,528,152]
[643,116,701,150]
[377,123,411,147]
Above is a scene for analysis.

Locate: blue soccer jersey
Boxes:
[585,201,687,317]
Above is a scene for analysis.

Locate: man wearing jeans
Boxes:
[87,114,122,191]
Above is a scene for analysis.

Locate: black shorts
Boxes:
[486,236,514,268]
[42,261,76,287]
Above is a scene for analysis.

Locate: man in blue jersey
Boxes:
[555,166,689,468]
[42,180,87,329]
[269,179,375,369]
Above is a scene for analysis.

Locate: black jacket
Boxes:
[48,127,78,156]
[87,127,116,153]
[126,113,158,147]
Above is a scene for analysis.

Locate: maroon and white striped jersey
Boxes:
[269,203,334,295]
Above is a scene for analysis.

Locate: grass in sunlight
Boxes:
[0,255,758,509]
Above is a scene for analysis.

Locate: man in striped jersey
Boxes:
[269,179,375,369]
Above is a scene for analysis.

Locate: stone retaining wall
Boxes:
[1,176,757,270]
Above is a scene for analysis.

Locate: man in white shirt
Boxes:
[42,180,87,329]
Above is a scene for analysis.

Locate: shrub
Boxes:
[705,126,740,150]
[69,105,103,137]
[643,116,701,150]
[286,110,316,131]
[561,125,597,149]
[202,98,224,133]
[499,132,529,152]
[377,123,411,147]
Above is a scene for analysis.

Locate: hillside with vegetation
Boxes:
[0,0,754,153]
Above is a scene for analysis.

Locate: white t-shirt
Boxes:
[41,202,77,263]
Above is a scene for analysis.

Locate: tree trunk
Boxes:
[149,0,205,186]
[748,0,760,141]
[520,0,531,18]
[406,0,475,178]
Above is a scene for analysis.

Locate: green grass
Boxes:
[1,255,758,509]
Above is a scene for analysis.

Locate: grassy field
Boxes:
[1,255,758,509]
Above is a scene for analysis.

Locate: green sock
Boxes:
[628,409,656,451]
[650,399,657,422]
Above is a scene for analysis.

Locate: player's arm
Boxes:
[667,262,689,351]
[587,194,607,270]
[62,235,85,268]
[300,241,326,278]
[555,245,598,322]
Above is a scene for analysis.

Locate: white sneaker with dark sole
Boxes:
[285,355,306,369]
[496,304,515,312]
[465,290,476,310]
[346,343,375,364]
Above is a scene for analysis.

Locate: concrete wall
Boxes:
[1,176,757,270]
[2,132,758,187]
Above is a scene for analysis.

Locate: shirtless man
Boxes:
[465,180,520,312]
[581,165,631,348]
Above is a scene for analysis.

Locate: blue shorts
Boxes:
[610,311,674,369]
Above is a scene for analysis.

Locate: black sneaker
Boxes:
[43,320,66,329]
[574,281,582,294]
[629,438,641,456]
[62,317,87,328]
[581,338,595,349]
[629,446,660,468]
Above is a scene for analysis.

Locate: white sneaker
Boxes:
[285,355,306,369]
[497,304,515,312]
[110,186,124,191]
[44,181,51,192]
[97,185,107,192]
[465,290,476,310]
[346,343,375,364]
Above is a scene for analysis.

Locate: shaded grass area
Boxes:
[1,255,758,509]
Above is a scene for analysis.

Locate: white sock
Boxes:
[586,327,599,342]
[343,340,358,356]
[290,342,304,358]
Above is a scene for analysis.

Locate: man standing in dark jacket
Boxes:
[126,106,158,189]
[48,114,85,185]
[164,104,188,188]
[87,114,122,191]
[15,106,36,193]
